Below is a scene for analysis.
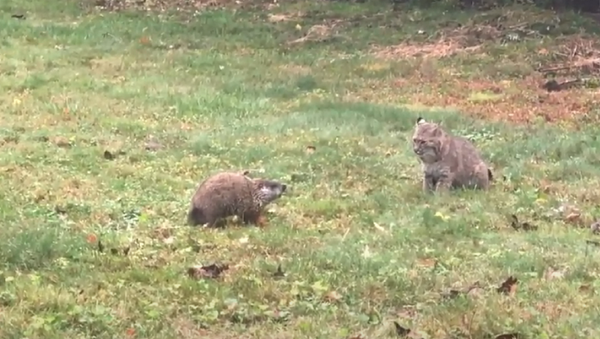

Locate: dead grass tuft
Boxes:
[372,25,504,59]
[287,24,343,45]
[373,40,482,59]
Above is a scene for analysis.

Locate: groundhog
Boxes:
[412,117,493,193]
[187,170,287,227]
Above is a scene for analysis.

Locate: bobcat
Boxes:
[412,117,493,193]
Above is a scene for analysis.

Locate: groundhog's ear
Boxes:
[416,117,426,125]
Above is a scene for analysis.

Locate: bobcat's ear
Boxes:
[416,117,426,125]
[240,170,251,177]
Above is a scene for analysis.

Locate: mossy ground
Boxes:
[1,0,600,338]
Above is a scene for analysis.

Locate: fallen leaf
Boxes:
[373,222,387,233]
[565,212,581,223]
[496,276,518,295]
[153,228,172,240]
[123,246,131,256]
[53,136,71,148]
[188,263,229,279]
[579,284,592,292]
[441,289,462,299]
[416,258,437,268]
[590,220,600,234]
[393,321,411,337]
[267,14,290,22]
[466,282,484,298]
[324,290,342,302]
[434,211,450,221]
[305,145,316,154]
[441,281,482,300]
[103,150,115,160]
[544,267,565,280]
[140,36,150,45]
[510,214,537,231]
[273,264,285,279]
[494,333,520,339]
[110,248,119,255]
[144,136,162,151]
[86,233,98,244]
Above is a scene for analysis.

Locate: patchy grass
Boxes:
[2,0,600,338]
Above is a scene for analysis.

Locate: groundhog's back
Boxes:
[191,172,255,213]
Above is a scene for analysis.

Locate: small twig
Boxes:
[539,65,572,73]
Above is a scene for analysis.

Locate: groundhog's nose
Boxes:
[281,184,287,193]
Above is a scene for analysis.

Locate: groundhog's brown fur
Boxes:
[187,170,287,227]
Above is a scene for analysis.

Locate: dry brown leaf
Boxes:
[323,290,342,302]
[579,284,593,292]
[373,222,387,233]
[187,263,229,279]
[544,267,565,280]
[267,14,290,22]
[53,136,71,148]
[393,321,411,337]
[565,212,581,223]
[494,333,521,339]
[497,276,518,295]
[415,258,437,268]
[305,145,316,154]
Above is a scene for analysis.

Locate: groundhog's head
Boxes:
[252,179,287,206]
[412,117,447,163]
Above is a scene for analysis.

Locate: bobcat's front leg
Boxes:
[435,169,453,193]
[422,173,436,193]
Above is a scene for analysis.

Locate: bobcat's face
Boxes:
[412,117,446,163]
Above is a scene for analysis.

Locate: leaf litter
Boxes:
[188,263,230,279]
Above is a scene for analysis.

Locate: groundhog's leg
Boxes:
[242,210,266,227]
[187,208,206,226]
[187,208,223,227]
[473,163,490,190]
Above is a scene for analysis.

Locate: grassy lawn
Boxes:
[2,0,600,338]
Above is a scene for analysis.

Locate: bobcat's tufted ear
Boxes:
[416,117,426,125]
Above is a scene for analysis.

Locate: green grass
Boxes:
[1,0,600,338]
